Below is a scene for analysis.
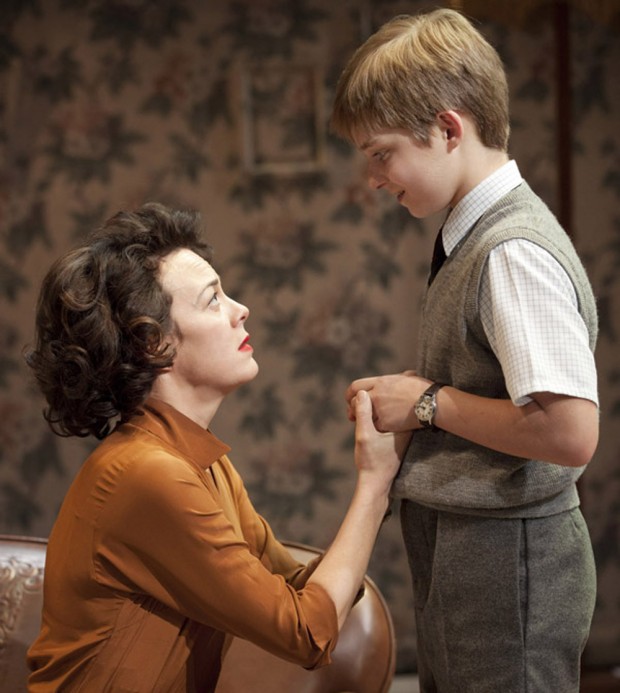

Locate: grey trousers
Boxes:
[400,500,596,693]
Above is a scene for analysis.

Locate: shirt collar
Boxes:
[442,160,523,256]
[124,397,231,469]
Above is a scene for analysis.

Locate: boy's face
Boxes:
[355,126,462,218]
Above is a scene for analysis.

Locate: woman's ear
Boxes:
[437,110,464,149]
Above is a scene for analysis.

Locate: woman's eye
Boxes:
[208,292,220,307]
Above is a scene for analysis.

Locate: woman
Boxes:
[25,203,407,692]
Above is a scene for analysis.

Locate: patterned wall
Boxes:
[0,0,618,672]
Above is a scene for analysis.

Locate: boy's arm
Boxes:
[345,373,598,468]
[435,386,597,467]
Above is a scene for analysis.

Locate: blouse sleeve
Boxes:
[93,447,338,669]
[218,454,322,590]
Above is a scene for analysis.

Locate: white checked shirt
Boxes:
[442,161,598,406]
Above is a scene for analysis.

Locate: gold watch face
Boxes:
[416,395,435,421]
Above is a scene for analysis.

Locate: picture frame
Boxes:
[241,63,325,174]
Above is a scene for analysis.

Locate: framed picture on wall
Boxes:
[241,63,325,174]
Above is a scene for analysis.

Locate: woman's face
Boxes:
[157,248,259,401]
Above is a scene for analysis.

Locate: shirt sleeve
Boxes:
[480,238,598,406]
[93,448,338,669]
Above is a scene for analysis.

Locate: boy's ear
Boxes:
[437,110,464,147]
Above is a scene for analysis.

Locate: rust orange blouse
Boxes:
[27,398,338,692]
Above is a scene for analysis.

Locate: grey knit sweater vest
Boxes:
[392,182,598,518]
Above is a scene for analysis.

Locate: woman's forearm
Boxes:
[307,390,407,629]
[307,479,390,629]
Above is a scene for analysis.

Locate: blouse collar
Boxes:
[125,397,231,469]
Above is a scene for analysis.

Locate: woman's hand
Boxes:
[353,390,411,494]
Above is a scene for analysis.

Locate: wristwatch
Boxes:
[414,382,445,429]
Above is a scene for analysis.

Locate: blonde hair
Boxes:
[331,8,510,150]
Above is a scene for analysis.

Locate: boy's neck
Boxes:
[453,145,510,208]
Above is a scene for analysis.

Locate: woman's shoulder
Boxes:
[87,426,201,491]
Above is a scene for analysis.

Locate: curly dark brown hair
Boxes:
[25,203,213,439]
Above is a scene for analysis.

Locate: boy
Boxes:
[331,9,599,693]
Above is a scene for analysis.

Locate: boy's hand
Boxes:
[346,371,432,431]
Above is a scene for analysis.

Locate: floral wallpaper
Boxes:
[0,0,618,672]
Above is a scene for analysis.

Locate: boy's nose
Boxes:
[368,172,385,190]
[366,160,386,190]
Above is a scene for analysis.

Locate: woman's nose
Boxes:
[232,299,249,324]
